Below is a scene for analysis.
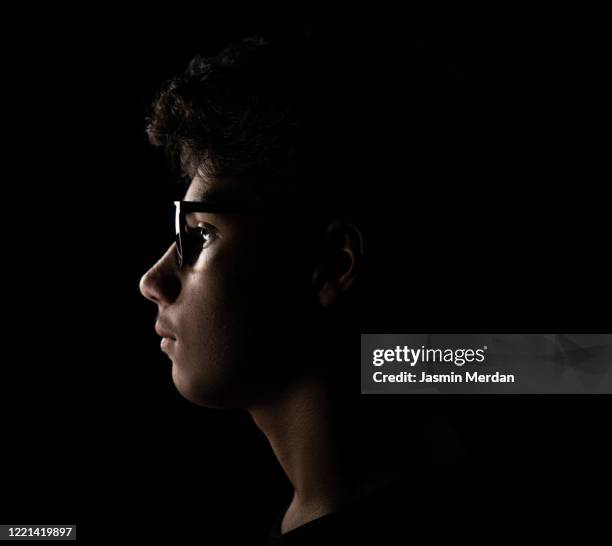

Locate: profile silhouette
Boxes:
[139,31,470,544]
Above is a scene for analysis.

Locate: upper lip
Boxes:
[155,320,177,339]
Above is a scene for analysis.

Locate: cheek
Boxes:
[168,240,315,407]
[179,238,309,357]
[176,245,269,356]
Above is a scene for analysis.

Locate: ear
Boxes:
[311,219,365,309]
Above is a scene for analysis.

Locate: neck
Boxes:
[246,371,392,533]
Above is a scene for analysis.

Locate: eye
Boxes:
[186,222,216,249]
[182,221,218,265]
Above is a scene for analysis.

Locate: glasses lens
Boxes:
[182,212,217,267]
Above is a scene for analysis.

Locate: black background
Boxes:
[2,7,609,543]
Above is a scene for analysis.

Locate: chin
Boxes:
[170,364,252,410]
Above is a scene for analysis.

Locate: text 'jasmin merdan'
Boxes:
[372,346,488,367]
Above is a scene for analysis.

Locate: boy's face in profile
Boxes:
[139,174,313,409]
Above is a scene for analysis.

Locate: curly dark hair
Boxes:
[145,32,457,212]
[149,35,323,199]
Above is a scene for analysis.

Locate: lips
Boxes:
[155,320,177,340]
[156,320,177,355]
[160,336,175,352]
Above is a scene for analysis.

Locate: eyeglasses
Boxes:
[174,200,256,268]
[174,198,338,269]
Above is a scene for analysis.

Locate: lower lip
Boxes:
[160,337,176,352]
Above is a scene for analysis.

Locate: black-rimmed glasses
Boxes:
[174,200,255,268]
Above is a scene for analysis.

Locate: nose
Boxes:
[139,244,181,306]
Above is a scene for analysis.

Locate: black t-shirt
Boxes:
[264,478,410,545]
[262,473,481,545]
[262,462,562,545]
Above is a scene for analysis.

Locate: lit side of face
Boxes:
[139,175,314,409]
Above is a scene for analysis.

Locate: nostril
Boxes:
[164,276,182,304]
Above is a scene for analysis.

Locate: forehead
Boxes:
[184,174,262,206]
